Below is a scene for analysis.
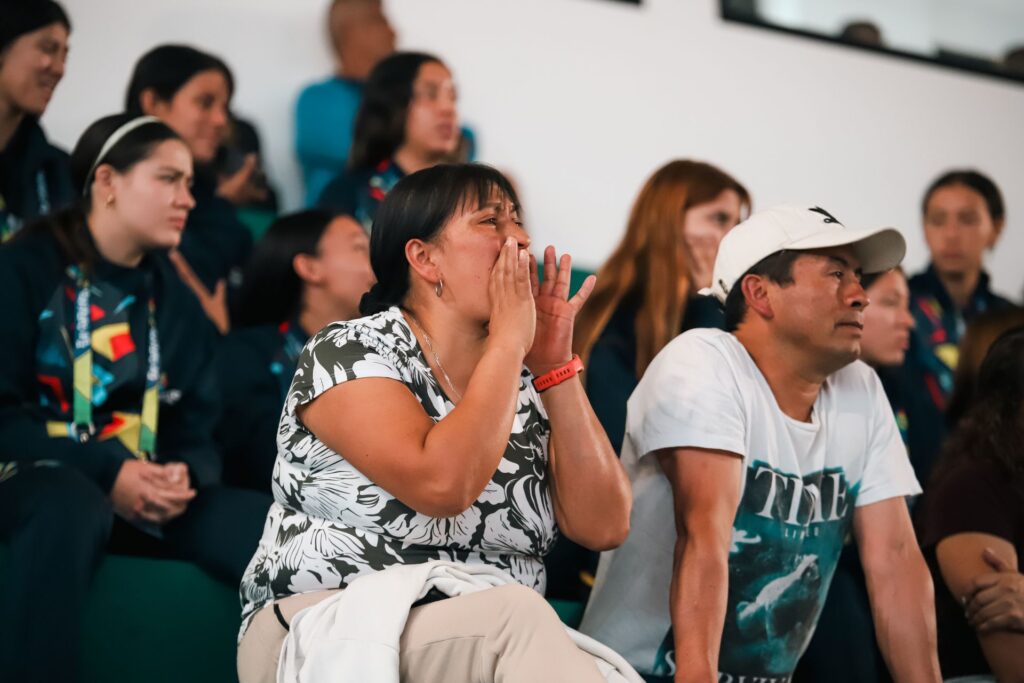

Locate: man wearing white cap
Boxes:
[580,205,940,682]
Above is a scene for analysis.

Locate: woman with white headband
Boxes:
[0,113,270,681]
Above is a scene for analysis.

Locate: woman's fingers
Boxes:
[568,274,598,312]
[541,245,557,290]
[529,253,540,297]
[552,253,572,300]
[515,246,530,295]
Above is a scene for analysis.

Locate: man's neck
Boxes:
[936,267,980,311]
[0,98,25,152]
[336,52,374,81]
[734,327,827,423]
[393,147,441,176]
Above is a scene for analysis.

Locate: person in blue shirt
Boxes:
[316,52,464,232]
[295,0,396,206]
[218,209,375,492]
[0,0,74,240]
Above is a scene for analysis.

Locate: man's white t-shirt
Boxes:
[579,328,920,681]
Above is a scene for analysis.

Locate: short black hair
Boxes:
[360,163,519,315]
[723,250,800,332]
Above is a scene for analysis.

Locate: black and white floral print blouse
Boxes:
[238,307,557,638]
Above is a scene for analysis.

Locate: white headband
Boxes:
[82,115,163,197]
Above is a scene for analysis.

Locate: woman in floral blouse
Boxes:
[238,163,631,683]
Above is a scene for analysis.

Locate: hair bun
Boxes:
[359,282,392,316]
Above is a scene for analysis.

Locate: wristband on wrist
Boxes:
[532,354,584,392]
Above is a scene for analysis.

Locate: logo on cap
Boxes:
[808,206,843,225]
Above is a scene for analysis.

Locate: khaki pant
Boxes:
[237,583,605,683]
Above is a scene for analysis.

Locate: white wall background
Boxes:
[46,0,1024,298]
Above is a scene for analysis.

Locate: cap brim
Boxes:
[786,226,906,274]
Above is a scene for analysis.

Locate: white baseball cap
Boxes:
[699,204,906,304]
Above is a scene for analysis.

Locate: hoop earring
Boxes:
[434,278,444,298]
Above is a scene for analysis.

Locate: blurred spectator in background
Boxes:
[214,113,278,214]
[217,209,374,492]
[903,169,1014,485]
[0,0,73,240]
[944,306,1024,430]
[1002,45,1024,77]
[126,44,255,333]
[839,20,884,48]
[546,160,748,602]
[916,325,1024,681]
[295,0,396,206]
[573,160,750,456]
[316,52,462,232]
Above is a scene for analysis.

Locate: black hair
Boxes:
[0,0,70,54]
[723,250,800,332]
[360,163,520,315]
[233,209,342,327]
[124,44,235,115]
[921,169,1005,225]
[19,113,181,275]
[348,51,443,171]
[932,326,1024,503]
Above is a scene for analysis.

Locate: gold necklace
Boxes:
[403,310,462,402]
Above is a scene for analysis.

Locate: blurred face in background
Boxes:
[300,216,376,320]
[0,22,68,117]
[860,269,914,367]
[330,0,396,74]
[680,188,744,291]
[923,183,1002,284]
[401,62,459,162]
[144,69,230,164]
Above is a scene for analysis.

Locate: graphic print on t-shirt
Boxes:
[652,460,858,682]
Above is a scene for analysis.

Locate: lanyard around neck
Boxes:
[69,266,160,458]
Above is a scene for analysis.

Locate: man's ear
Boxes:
[293,253,321,285]
[404,238,441,287]
[741,273,775,321]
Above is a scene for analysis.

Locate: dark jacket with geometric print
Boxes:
[0,224,223,491]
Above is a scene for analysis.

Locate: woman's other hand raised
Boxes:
[526,246,595,375]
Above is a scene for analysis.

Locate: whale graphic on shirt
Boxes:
[736,554,820,639]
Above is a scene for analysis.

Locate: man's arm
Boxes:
[656,447,743,683]
[854,498,941,683]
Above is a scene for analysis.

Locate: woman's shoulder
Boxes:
[304,308,415,367]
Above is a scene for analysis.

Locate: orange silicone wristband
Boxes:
[532,354,584,392]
